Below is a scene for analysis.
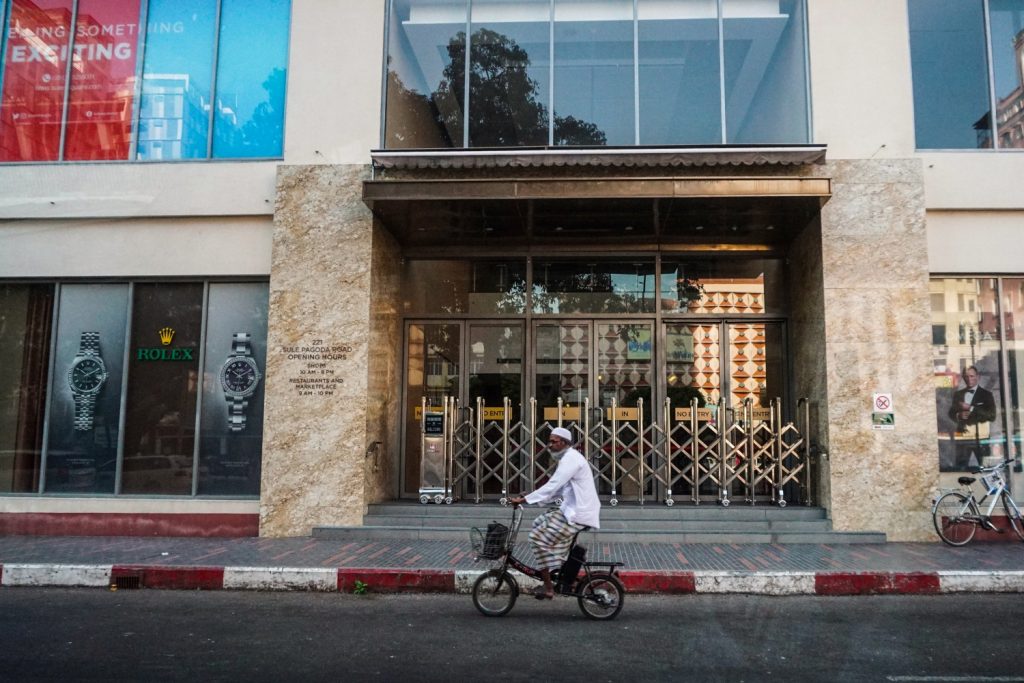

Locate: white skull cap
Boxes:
[550,427,573,443]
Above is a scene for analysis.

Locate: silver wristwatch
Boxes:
[68,331,108,431]
[220,332,262,432]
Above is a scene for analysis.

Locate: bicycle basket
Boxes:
[470,522,509,559]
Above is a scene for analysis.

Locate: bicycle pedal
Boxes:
[980,519,1001,532]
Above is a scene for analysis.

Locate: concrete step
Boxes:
[356,515,835,533]
[365,503,828,522]
[311,525,886,545]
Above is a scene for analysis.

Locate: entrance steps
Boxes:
[312,502,887,544]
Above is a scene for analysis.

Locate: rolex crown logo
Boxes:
[158,327,175,346]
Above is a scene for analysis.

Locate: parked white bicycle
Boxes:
[932,458,1024,546]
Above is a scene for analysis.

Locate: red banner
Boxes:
[0,0,74,162]
[63,0,141,160]
[0,0,141,162]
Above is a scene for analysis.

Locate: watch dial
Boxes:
[71,359,104,391]
[224,360,257,393]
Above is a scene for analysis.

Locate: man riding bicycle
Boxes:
[508,426,600,600]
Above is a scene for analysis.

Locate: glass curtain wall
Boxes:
[0,0,290,162]
[909,0,1024,150]
[383,0,810,147]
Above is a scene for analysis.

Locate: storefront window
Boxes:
[532,260,656,314]
[0,284,54,493]
[402,259,527,316]
[661,258,785,316]
[44,284,129,494]
[121,283,203,495]
[0,0,290,162]
[1001,278,1024,491]
[197,282,268,495]
[931,278,1009,476]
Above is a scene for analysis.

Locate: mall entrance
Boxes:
[400,256,812,506]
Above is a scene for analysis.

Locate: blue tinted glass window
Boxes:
[384,0,467,148]
[638,0,721,145]
[136,0,217,160]
[723,0,808,143]
[212,0,290,158]
[469,0,551,147]
[553,0,634,146]
[909,0,992,149]
[989,0,1024,149]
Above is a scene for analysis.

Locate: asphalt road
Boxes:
[2,589,1023,682]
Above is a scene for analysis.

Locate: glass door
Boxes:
[403,322,461,495]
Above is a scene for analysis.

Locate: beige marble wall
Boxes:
[364,221,401,503]
[817,159,937,541]
[261,164,394,536]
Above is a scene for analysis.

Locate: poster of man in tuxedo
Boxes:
[944,365,997,471]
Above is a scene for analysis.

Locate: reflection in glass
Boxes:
[909,0,992,149]
[532,260,655,314]
[62,0,143,160]
[469,323,523,495]
[212,0,290,158]
[44,284,129,494]
[723,0,807,143]
[385,0,467,148]
[122,283,203,495]
[535,322,589,408]
[665,322,715,406]
[661,259,784,316]
[136,0,217,160]
[1000,278,1024,492]
[0,0,74,161]
[930,278,1006,475]
[469,0,551,146]
[404,323,460,494]
[638,0,721,145]
[0,284,54,492]
[402,259,527,316]
[990,1,1024,149]
[727,323,782,408]
[197,283,269,496]
[553,0,632,145]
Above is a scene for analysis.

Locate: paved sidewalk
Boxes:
[1,535,1022,595]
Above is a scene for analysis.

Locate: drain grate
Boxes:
[113,575,142,590]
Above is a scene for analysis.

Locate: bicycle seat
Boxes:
[958,476,976,486]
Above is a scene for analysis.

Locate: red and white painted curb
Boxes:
[2,563,1024,595]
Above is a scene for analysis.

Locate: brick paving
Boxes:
[0,535,1022,572]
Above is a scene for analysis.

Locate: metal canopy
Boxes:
[369,145,827,170]
[362,174,830,250]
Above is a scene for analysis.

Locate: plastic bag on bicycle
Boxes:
[557,544,587,591]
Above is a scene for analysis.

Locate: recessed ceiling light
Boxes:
[624,225,634,231]
[554,226,564,232]
[765,224,775,231]
[694,225,704,231]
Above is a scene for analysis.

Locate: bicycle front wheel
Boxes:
[577,573,625,621]
[471,569,518,617]
[933,491,978,546]
[1001,491,1024,541]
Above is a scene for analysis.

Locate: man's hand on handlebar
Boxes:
[508,496,526,507]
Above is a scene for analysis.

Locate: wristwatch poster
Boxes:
[220,332,262,432]
[68,331,109,431]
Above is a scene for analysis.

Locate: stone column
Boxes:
[260,165,397,537]
[818,159,936,541]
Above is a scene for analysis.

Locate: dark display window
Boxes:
[0,284,54,492]
[44,284,129,493]
[121,283,203,495]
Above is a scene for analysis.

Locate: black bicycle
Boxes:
[469,503,625,620]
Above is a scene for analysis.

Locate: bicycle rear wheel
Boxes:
[577,573,625,621]
[471,569,518,617]
[933,491,978,546]
[1001,492,1024,541]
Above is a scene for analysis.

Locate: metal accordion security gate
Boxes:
[418,395,812,507]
